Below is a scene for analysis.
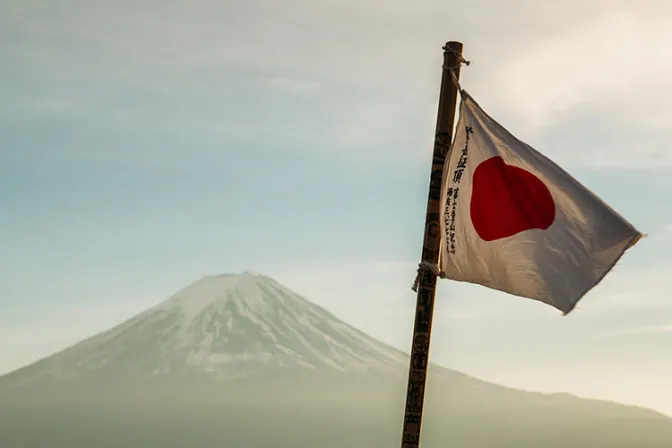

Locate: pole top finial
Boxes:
[443,41,463,50]
[443,42,470,67]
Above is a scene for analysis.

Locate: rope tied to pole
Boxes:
[442,44,470,93]
[411,262,445,292]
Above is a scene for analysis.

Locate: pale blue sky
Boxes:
[2,0,672,415]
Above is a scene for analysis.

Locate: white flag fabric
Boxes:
[439,91,643,315]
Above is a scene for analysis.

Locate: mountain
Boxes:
[0,271,407,393]
[1,272,672,448]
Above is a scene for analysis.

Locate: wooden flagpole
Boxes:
[400,41,463,448]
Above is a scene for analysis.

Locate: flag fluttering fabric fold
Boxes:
[439,91,643,315]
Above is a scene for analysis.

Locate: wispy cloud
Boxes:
[265,77,322,93]
[580,145,672,171]
[441,306,497,320]
[599,324,672,339]
[5,1,672,170]
[580,289,670,313]
[8,95,79,116]
[557,261,672,313]
[271,259,419,306]
[480,13,672,132]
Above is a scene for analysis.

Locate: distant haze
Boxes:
[1,273,672,447]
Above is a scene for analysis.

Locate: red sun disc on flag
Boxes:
[470,156,556,241]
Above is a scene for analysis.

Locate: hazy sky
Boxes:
[2,0,672,416]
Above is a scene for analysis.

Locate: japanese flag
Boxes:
[439,91,643,315]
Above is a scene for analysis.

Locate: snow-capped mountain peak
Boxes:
[152,272,406,373]
[2,272,408,388]
[159,272,306,319]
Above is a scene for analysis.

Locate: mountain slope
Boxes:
[1,271,671,448]
[0,272,409,393]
